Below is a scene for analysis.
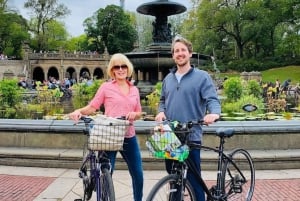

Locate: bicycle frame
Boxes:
[146,120,255,201]
[78,117,116,201]
[179,139,251,201]
[79,148,113,201]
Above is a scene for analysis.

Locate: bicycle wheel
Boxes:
[221,149,255,201]
[97,167,115,201]
[146,174,196,201]
[80,158,95,201]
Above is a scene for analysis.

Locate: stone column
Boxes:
[158,71,163,81]
[138,70,143,81]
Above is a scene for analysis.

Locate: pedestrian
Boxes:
[280,79,291,95]
[68,53,144,201]
[275,79,280,98]
[155,36,221,201]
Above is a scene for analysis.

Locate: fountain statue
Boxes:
[125,0,209,96]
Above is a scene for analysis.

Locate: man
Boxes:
[281,79,291,95]
[155,36,221,201]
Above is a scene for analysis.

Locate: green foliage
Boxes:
[0,11,30,59]
[223,77,243,102]
[43,20,69,50]
[35,83,61,103]
[227,59,264,72]
[182,0,300,64]
[64,34,89,52]
[24,0,71,51]
[83,5,137,54]
[3,107,16,118]
[134,14,153,50]
[0,79,24,108]
[145,82,162,114]
[15,103,43,119]
[246,80,262,98]
[71,79,104,109]
[222,94,264,116]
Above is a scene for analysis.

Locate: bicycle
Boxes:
[74,115,129,201]
[146,120,255,201]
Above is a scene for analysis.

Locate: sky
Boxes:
[9,0,191,37]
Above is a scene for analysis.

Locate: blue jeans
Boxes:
[106,136,144,201]
[165,141,205,201]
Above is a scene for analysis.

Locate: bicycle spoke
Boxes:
[146,174,196,201]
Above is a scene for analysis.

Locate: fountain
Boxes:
[125,0,210,97]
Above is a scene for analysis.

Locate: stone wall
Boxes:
[0,119,299,151]
[0,60,25,80]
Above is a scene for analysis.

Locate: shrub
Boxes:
[246,80,262,98]
[144,82,162,114]
[223,77,243,102]
[227,59,264,72]
[71,79,104,109]
[0,79,24,108]
[222,94,264,115]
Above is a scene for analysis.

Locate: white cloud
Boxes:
[9,0,191,37]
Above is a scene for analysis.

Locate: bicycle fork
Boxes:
[170,163,190,201]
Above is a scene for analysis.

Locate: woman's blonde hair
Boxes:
[106,53,134,79]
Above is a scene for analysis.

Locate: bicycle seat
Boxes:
[216,128,234,138]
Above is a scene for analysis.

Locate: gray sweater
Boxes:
[158,66,221,141]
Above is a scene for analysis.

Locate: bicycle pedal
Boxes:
[233,185,242,193]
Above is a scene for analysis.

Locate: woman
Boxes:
[69,53,143,201]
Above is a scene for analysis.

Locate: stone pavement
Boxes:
[0,165,299,201]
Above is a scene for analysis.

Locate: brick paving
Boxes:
[0,175,55,201]
[204,179,300,201]
[253,179,300,201]
[0,174,299,201]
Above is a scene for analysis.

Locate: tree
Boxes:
[182,0,300,63]
[0,1,30,59]
[24,0,70,51]
[83,5,137,54]
[262,0,300,58]
[135,14,153,50]
[64,34,89,53]
[29,19,69,51]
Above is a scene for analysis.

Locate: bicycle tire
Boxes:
[97,167,115,201]
[221,148,255,201]
[81,156,95,201]
[146,174,196,201]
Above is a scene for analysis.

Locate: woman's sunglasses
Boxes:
[113,64,128,70]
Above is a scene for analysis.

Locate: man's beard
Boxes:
[176,59,188,67]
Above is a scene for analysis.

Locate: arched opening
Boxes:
[79,67,90,82]
[93,67,104,79]
[47,66,59,80]
[66,67,76,79]
[32,67,45,82]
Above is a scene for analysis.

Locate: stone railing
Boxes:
[0,119,299,151]
[28,52,104,60]
[0,119,299,170]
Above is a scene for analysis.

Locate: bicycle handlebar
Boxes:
[174,120,206,130]
[79,115,127,124]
